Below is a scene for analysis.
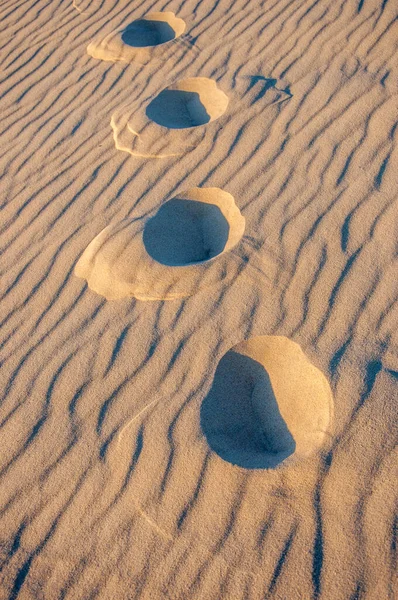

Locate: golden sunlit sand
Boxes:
[202,336,334,469]
[0,0,397,598]
[75,187,245,300]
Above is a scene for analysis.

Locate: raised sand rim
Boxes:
[201,336,334,469]
[121,12,186,48]
[146,78,229,129]
[74,188,245,300]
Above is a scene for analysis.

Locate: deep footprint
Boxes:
[146,78,229,129]
[111,78,229,158]
[74,187,245,300]
[121,13,186,48]
[143,198,230,266]
[201,336,334,469]
[87,12,186,65]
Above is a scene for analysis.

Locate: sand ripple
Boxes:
[0,0,397,598]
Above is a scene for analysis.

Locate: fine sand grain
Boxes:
[0,0,397,599]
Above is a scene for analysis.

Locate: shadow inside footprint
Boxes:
[122,19,177,47]
[146,90,211,129]
[143,199,230,266]
[246,75,293,102]
[201,351,296,469]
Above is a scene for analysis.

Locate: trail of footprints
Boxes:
[3,2,397,598]
[75,8,334,469]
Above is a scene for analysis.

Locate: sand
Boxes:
[112,77,231,158]
[0,0,397,599]
[75,187,245,300]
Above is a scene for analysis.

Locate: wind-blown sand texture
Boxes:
[0,0,397,599]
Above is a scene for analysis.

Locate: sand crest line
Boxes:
[133,501,174,542]
[117,396,160,444]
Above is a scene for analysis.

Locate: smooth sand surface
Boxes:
[1,0,397,599]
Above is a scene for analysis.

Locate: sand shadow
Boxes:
[146,90,211,129]
[121,19,177,47]
[248,75,278,99]
[143,199,230,266]
[201,351,296,469]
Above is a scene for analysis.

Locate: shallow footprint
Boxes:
[112,77,229,158]
[87,12,186,65]
[74,187,245,300]
[201,336,333,469]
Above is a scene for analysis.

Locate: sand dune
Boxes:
[0,0,397,598]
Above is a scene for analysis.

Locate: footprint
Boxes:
[87,12,187,65]
[121,13,185,48]
[74,187,245,300]
[146,77,229,129]
[111,78,229,158]
[144,198,231,266]
[201,336,334,469]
